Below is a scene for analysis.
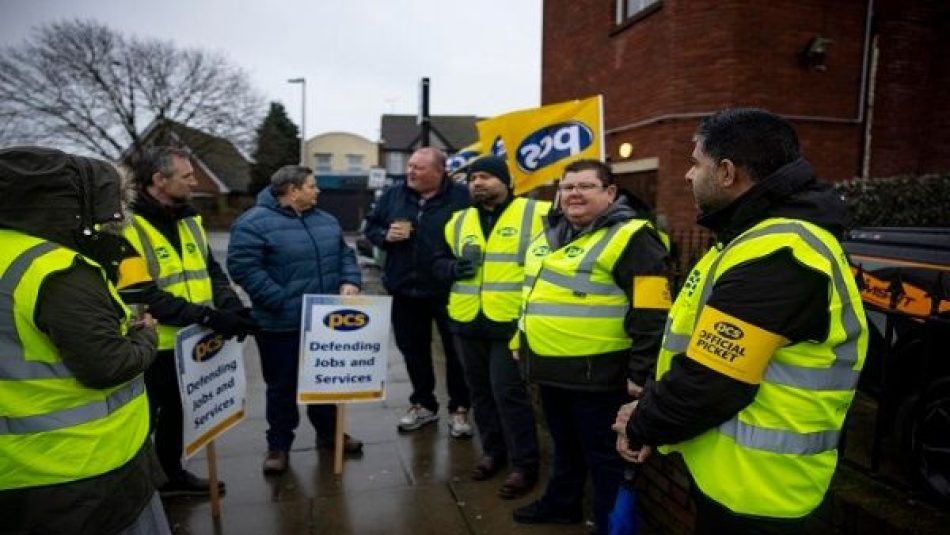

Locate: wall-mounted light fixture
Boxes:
[618,142,634,159]
[801,36,833,71]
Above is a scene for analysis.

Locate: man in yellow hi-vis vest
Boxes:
[434,156,549,499]
[125,146,257,498]
[0,147,169,534]
[614,108,868,533]
[511,160,671,534]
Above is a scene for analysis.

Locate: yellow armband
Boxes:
[632,275,672,310]
[116,256,152,289]
[685,306,787,384]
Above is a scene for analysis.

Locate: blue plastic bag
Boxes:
[607,467,639,535]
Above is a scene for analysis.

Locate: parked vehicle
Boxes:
[844,227,950,502]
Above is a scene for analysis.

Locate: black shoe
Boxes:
[512,500,582,525]
[317,433,364,454]
[159,470,226,498]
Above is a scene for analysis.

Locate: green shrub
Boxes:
[835,174,950,227]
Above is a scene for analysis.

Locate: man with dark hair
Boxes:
[512,158,670,534]
[434,156,548,499]
[228,165,363,474]
[363,147,473,435]
[615,108,868,533]
[124,146,257,497]
[0,147,169,534]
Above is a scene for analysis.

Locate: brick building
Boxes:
[542,0,950,233]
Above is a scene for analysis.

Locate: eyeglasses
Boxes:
[557,182,606,193]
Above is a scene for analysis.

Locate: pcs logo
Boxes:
[324,309,369,331]
[192,332,226,362]
[714,322,744,340]
[497,226,518,238]
[446,150,480,173]
[516,122,593,172]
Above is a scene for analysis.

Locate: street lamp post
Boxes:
[287,77,306,165]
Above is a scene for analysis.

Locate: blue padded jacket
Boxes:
[227,188,361,331]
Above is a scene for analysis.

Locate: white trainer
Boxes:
[449,408,473,438]
[397,404,439,432]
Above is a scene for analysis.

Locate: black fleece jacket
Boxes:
[628,159,845,447]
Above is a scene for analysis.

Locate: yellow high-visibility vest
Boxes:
[123,214,213,350]
[656,218,868,518]
[0,230,150,490]
[445,198,550,323]
[521,219,651,356]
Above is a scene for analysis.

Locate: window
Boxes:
[346,154,365,172]
[615,0,659,25]
[313,153,332,173]
[386,152,407,175]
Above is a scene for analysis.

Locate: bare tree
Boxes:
[0,19,263,159]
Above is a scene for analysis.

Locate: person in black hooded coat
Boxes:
[0,146,168,535]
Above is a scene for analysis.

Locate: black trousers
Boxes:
[537,385,628,534]
[391,294,469,413]
[144,349,186,478]
[454,335,539,472]
[692,481,808,535]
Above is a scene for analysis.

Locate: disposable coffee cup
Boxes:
[127,303,147,321]
[461,243,483,269]
[393,218,412,235]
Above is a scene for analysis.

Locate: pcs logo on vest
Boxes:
[323,309,369,331]
[564,245,585,258]
[530,244,550,257]
[497,227,518,238]
[156,246,171,261]
[185,243,198,255]
[192,332,226,362]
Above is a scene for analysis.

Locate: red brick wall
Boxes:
[542,0,950,232]
[869,0,950,176]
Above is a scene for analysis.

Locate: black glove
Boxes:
[201,309,259,341]
[453,258,477,280]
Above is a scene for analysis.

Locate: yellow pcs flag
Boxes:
[446,141,483,174]
[476,95,603,195]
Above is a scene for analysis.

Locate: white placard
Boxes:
[175,325,247,458]
[296,294,391,403]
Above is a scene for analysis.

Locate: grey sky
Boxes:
[0,0,542,143]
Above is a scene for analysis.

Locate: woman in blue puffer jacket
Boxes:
[227,165,363,474]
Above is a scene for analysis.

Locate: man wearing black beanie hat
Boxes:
[433,155,549,499]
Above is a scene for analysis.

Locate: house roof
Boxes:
[380,115,479,153]
[125,119,253,193]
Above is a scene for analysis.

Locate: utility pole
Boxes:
[419,77,430,147]
[287,77,306,165]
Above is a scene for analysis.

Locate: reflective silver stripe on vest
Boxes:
[535,269,626,296]
[525,302,629,318]
[155,268,211,289]
[0,242,73,380]
[452,210,468,254]
[516,199,537,266]
[131,221,161,279]
[0,376,145,435]
[696,223,861,391]
[482,282,523,292]
[719,418,840,455]
[485,252,520,262]
[182,217,208,260]
[451,284,480,295]
[524,274,536,288]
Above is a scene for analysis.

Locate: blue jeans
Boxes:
[256,330,336,451]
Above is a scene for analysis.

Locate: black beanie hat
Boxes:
[467,155,511,188]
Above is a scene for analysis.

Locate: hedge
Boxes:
[835,174,950,227]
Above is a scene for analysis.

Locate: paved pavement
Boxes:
[162,234,596,534]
